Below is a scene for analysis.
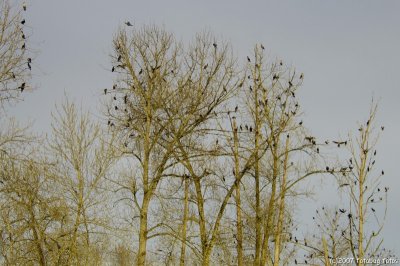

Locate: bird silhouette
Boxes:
[300,73,304,79]
[339,209,346,213]
[125,21,133,26]
[104,88,107,95]
[371,208,375,212]
[381,126,385,131]
[203,64,208,70]
[115,106,118,110]
[19,83,26,92]
[139,69,143,75]
[261,44,265,50]
[235,105,238,112]
[382,170,384,175]
[21,19,25,25]
[299,121,303,126]
[117,55,122,62]
[305,136,315,142]
[247,56,251,62]
[27,62,31,70]
[22,43,25,49]
[213,43,217,49]
[112,66,115,72]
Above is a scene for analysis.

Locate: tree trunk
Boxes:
[137,193,150,266]
[273,137,289,266]
[233,119,243,266]
[180,177,189,266]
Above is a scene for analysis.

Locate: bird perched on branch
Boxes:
[19,83,26,92]
[125,21,133,26]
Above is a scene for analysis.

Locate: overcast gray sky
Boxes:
[7,0,400,255]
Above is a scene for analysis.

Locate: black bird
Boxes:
[104,88,107,95]
[113,96,116,100]
[381,170,384,175]
[124,95,127,104]
[245,125,249,130]
[213,43,217,48]
[305,136,315,142]
[117,55,122,62]
[235,105,238,112]
[317,148,319,153]
[125,21,133,26]
[385,187,388,192]
[22,33,25,39]
[247,56,251,62]
[112,66,115,72]
[326,166,330,171]
[339,209,346,213]
[19,82,25,92]
[261,44,265,50]
[139,69,143,75]
[300,73,304,79]
[240,125,243,131]
[27,62,31,70]
[295,259,297,265]
[348,213,352,219]
[371,208,375,212]
[113,84,117,90]
[249,126,253,132]
[203,64,208,70]
[333,140,347,147]
[115,106,118,110]
[374,150,377,156]
[299,121,303,126]
[22,43,25,49]
[381,126,385,131]
[27,58,32,63]
[21,19,25,25]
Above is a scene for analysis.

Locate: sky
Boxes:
[6,0,400,256]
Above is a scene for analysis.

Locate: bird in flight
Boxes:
[333,140,347,147]
[125,21,133,26]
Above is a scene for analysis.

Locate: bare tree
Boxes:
[48,98,116,264]
[0,0,32,107]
